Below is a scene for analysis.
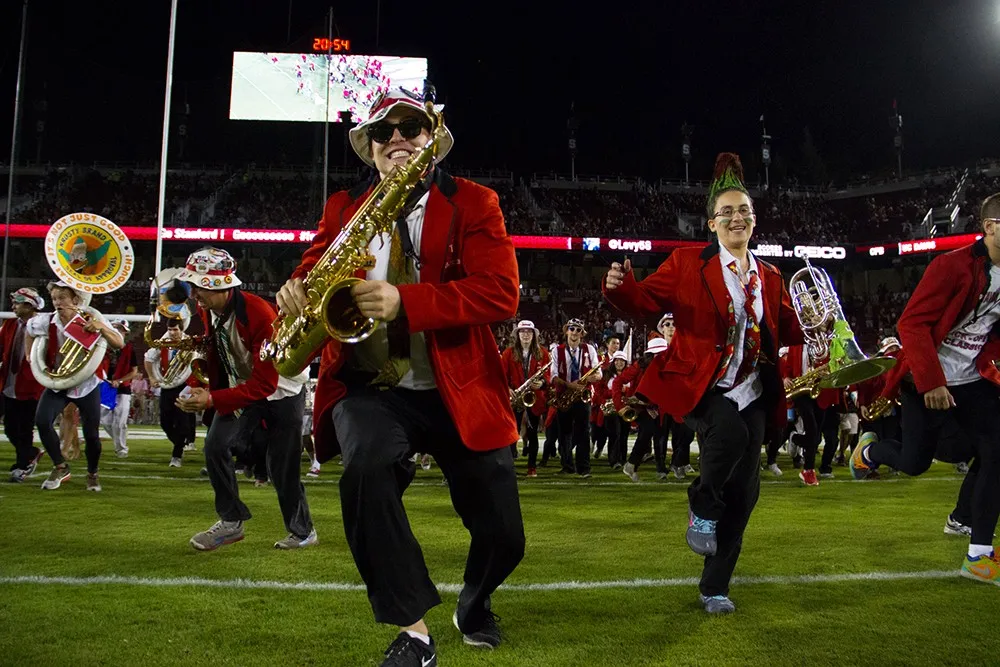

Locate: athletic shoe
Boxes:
[687,510,718,556]
[850,432,878,480]
[190,520,244,551]
[453,610,502,649]
[526,467,537,478]
[956,462,970,474]
[115,450,128,459]
[960,551,1000,587]
[767,463,782,477]
[420,455,432,471]
[9,468,29,483]
[700,594,736,614]
[274,528,318,550]
[684,465,696,474]
[799,469,820,486]
[579,472,592,479]
[25,448,44,476]
[672,465,686,480]
[41,465,71,490]
[254,479,269,488]
[380,632,436,667]
[86,472,101,492]
[306,466,321,478]
[169,458,182,468]
[183,442,196,452]
[834,453,847,467]
[819,471,835,479]
[944,515,972,537]
[622,462,639,483]
[656,471,668,481]
[612,463,623,471]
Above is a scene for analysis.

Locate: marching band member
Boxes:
[658,313,698,479]
[618,338,669,482]
[591,334,621,459]
[174,248,316,553]
[603,153,803,614]
[276,87,525,666]
[858,336,902,444]
[144,319,197,467]
[851,196,1000,586]
[602,351,630,469]
[779,343,839,486]
[549,318,602,477]
[2,288,45,482]
[500,320,549,478]
[29,281,125,492]
[101,319,139,458]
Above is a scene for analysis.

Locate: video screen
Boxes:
[229,52,428,123]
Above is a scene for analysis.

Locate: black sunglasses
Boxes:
[366,117,431,144]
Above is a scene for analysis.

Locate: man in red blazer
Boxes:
[2,287,45,482]
[604,153,803,614]
[173,248,315,555]
[275,86,524,666]
[851,196,1000,586]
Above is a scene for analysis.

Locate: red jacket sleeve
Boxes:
[399,188,519,332]
[209,295,281,416]
[896,256,963,393]
[613,364,640,410]
[602,254,678,320]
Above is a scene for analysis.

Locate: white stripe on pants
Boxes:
[101,394,132,454]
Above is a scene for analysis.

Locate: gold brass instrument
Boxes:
[600,399,616,416]
[619,395,652,423]
[860,395,900,421]
[788,259,896,388]
[511,363,549,411]
[784,364,829,400]
[32,213,134,391]
[260,99,449,378]
[547,365,602,411]
[144,268,209,388]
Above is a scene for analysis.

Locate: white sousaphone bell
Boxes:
[143,267,209,388]
[30,213,134,391]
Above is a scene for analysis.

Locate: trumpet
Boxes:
[511,364,549,411]
[548,365,602,411]
[600,399,616,416]
[619,395,651,423]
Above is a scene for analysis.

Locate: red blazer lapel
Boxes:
[699,255,731,327]
[418,187,456,285]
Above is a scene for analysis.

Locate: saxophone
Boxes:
[860,395,899,421]
[510,364,549,411]
[784,363,830,400]
[260,101,448,377]
[547,365,602,411]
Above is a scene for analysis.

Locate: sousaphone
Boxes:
[143,267,209,388]
[30,213,135,390]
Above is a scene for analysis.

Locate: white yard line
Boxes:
[0,569,961,594]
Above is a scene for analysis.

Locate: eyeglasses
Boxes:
[713,205,755,223]
[366,117,431,144]
[567,326,582,333]
[661,321,675,328]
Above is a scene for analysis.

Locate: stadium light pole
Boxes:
[154,0,180,277]
[2,0,29,304]
[323,7,333,204]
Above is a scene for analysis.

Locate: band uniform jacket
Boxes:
[500,346,550,417]
[602,241,804,427]
[291,170,520,462]
[879,239,1000,399]
[0,317,42,400]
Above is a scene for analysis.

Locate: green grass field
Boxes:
[1,433,996,666]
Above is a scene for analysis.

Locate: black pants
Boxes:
[867,380,1000,545]
[203,391,313,538]
[765,420,794,466]
[817,409,845,473]
[628,412,666,472]
[604,414,629,467]
[541,417,558,465]
[591,419,608,457]
[332,387,525,627]
[515,408,541,469]
[557,401,591,474]
[160,385,196,458]
[790,397,827,471]
[684,391,766,597]
[870,411,901,444]
[670,420,695,469]
[36,386,103,474]
[5,395,39,470]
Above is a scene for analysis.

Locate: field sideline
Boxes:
[0,434,996,666]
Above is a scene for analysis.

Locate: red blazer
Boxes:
[881,240,1000,398]
[613,361,643,411]
[603,242,804,427]
[291,171,519,461]
[193,289,280,416]
[0,317,43,400]
[780,344,840,410]
[500,346,550,417]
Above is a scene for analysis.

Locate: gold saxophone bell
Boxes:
[320,275,379,344]
[520,392,536,409]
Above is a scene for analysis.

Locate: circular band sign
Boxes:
[45,212,134,293]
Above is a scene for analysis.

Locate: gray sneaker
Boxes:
[41,465,71,490]
[622,462,639,482]
[700,594,736,614]
[686,510,718,556]
[9,468,28,483]
[190,520,244,551]
[86,472,102,492]
[671,465,686,480]
[274,529,318,550]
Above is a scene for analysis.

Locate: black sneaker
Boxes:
[453,610,502,649]
[380,632,436,667]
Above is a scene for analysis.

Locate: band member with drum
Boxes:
[2,288,45,482]
[851,194,1000,586]
[275,87,525,667]
[603,153,803,614]
[144,319,197,467]
[500,320,549,478]
[29,281,125,492]
[101,319,139,458]
[174,248,316,553]
[549,318,602,477]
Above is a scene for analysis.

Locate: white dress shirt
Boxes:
[715,244,765,411]
[352,191,436,390]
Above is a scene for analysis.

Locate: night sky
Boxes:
[1,0,998,184]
